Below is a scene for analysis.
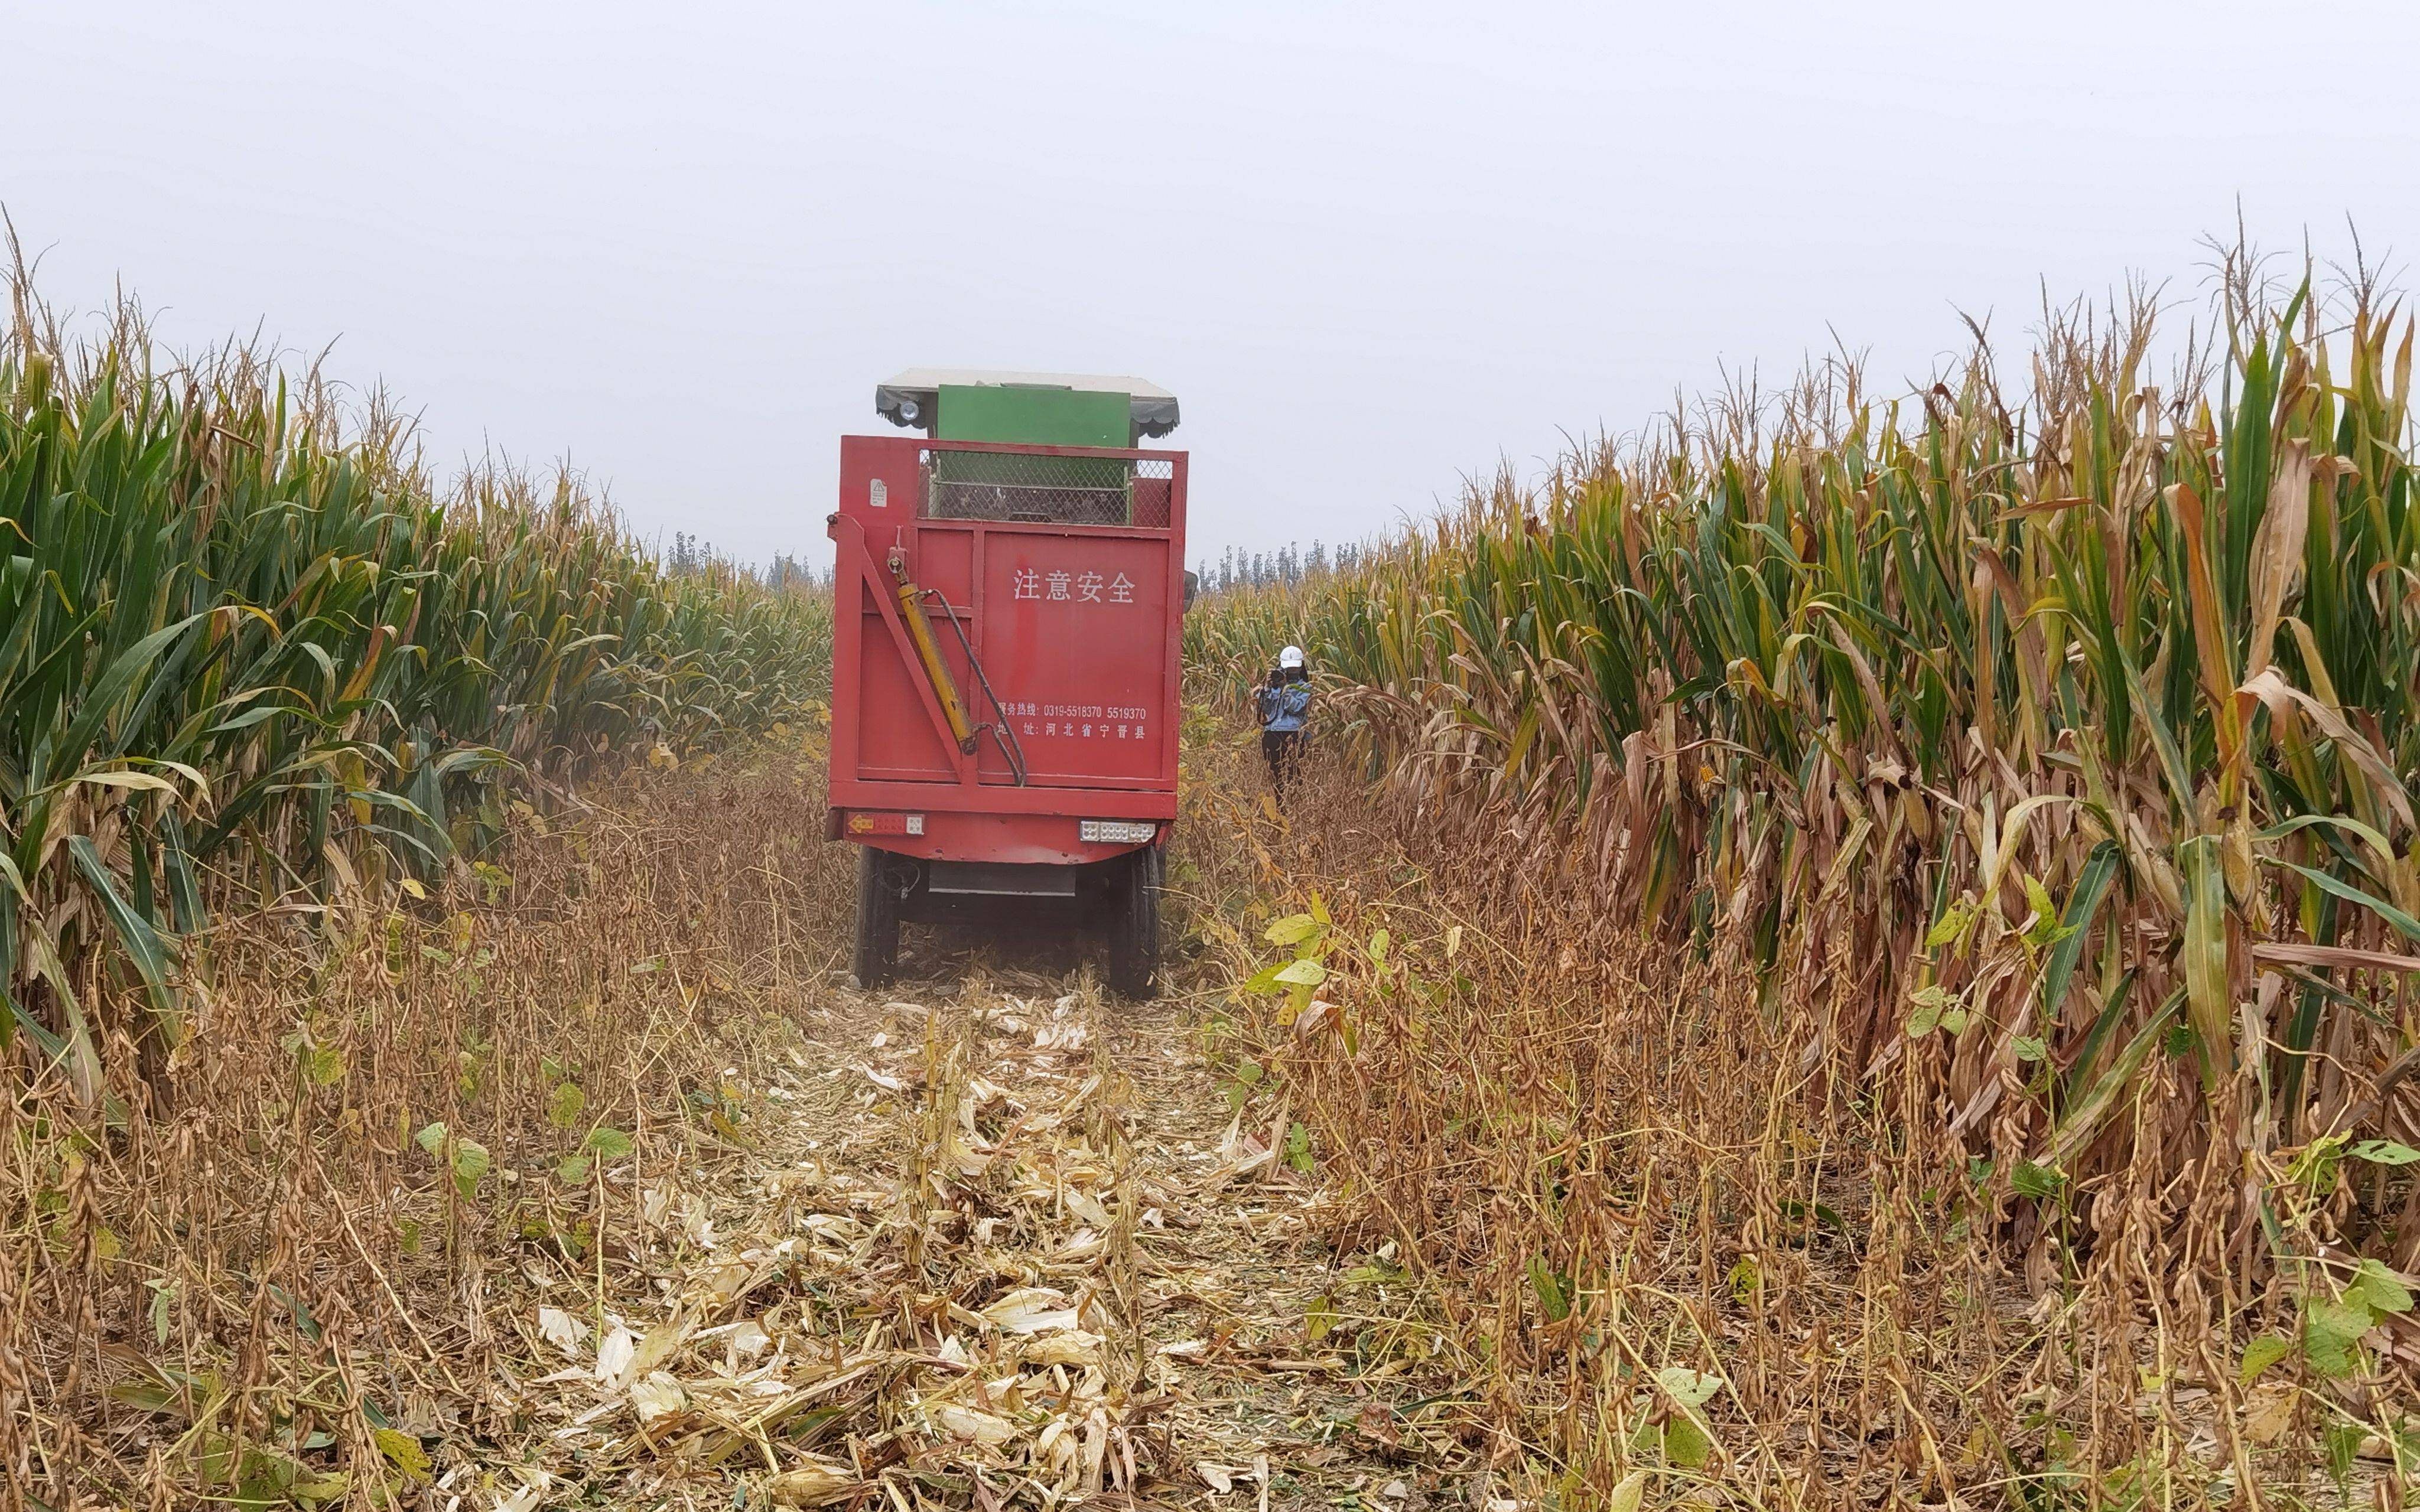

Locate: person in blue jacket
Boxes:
[1254,644,1312,805]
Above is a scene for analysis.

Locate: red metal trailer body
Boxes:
[825,432,1188,993]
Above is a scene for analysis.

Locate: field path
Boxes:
[503,964,1476,1511]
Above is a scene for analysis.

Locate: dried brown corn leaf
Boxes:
[762,1459,862,1507]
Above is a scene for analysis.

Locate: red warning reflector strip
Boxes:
[844,812,924,836]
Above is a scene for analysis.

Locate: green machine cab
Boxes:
[873,369,1183,529]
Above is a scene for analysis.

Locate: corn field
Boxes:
[1,279,831,1102]
[1189,271,2420,1299]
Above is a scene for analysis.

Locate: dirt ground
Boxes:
[474,932,1494,1511]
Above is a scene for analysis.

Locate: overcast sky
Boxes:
[8,1,2419,572]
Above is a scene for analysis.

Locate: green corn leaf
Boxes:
[65,835,181,1042]
[0,981,66,1063]
[2047,997,2178,1166]
[2039,840,2119,1017]
[51,612,212,774]
[2271,859,2420,946]
[2119,647,2197,821]
[2178,836,2230,1091]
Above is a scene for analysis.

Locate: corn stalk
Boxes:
[1,272,831,1100]
[1187,280,2420,1271]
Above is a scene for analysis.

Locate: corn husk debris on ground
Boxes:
[497,970,1482,1508]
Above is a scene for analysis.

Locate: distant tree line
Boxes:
[665,535,1355,596]
[765,553,831,590]
[1197,539,1362,593]
[666,531,834,591]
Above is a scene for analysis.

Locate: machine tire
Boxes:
[1105,845,1162,1001]
[853,846,900,988]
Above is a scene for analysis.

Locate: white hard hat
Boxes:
[1279,645,1304,669]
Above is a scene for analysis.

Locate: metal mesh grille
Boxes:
[1130,457,1173,528]
[921,451,1173,527]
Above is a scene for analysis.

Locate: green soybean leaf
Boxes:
[1925,900,1975,951]
[1655,1366,1722,1407]
[1264,914,1320,945]
[1662,1416,1713,1469]
[147,1279,176,1346]
[2325,1420,2364,1488]
[1272,959,1327,988]
[1526,1255,1569,1322]
[2301,1298,2371,1378]
[2237,1333,2292,1384]
[450,1138,490,1200]
[2019,874,2077,952]
[2349,1257,2414,1317]
[1284,1120,1313,1173]
[2349,1139,2420,1167]
[2011,1161,2066,1200]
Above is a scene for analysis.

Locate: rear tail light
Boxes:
[1080,820,1157,844]
[846,812,924,836]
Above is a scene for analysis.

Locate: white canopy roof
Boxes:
[879,368,1174,399]
[875,369,1180,438]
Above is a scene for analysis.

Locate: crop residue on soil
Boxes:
[490,973,1485,1510]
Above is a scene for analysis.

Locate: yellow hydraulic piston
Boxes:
[889,553,978,754]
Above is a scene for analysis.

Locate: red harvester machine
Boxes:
[825,370,1191,998]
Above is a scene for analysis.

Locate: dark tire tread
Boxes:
[853,846,900,988]
[1106,845,1162,1000]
